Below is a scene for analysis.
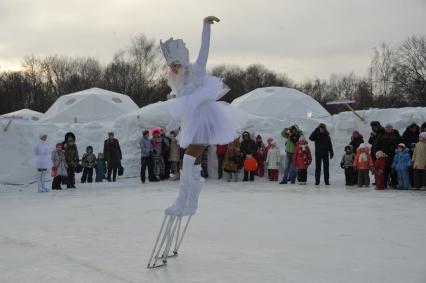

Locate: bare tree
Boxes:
[394,35,426,105]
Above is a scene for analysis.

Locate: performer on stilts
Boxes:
[147,16,237,268]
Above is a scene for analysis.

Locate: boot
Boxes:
[165,155,195,216]
[183,164,204,216]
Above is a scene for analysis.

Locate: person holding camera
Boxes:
[280,125,301,184]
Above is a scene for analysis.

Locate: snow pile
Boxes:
[40,88,139,123]
[1,86,426,184]
[232,87,330,120]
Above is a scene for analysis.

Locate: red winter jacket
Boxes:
[216,144,228,155]
[374,157,387,189]
[292,141,312,170]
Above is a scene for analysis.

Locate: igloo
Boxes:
[40,87,139,123]
[1,109,43,122]
[231,87,330,120]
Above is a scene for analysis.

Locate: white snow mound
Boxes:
[232,87,330,120]
[40,87,139,123]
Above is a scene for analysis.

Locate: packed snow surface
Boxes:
[1,179,425,283]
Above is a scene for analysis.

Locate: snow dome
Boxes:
[231,87,330,120]
[40,87,139,123]
[1,109,43,122]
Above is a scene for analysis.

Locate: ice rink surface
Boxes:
[1,178,425,283]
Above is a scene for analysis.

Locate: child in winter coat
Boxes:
[266,142,281,181]
[95,153,107,182]
[374,151,387,190]
[340,145,355,186]
[35,134,51,193]
[392,143,412,190]
[353,144,374,187]
[265,137,274,180]
[81,146,96,183]
[51,143,68,190]
[412,132,426,190]
[223,138,243,182]
[292,135,312,185]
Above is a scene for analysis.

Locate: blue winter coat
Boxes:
[95,159,107,181]
[392,149,412,171]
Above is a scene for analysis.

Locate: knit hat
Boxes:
[256,135,262,140]
[56,143,62,148]
[344,145,353,151]
[352,130,360,137]
[397,143,405,148]
[419,132,426,139]
[385,123,393,129]
[375,151,386,159]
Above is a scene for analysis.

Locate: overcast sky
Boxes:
[0,0,425,81]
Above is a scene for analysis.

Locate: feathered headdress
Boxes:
[160,38,190,67]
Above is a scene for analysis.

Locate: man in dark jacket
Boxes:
[103,132,122,182]
[402,123,420,153]
[375,124,402,188]
[240,131,257,181]
[368,121,385,161]
[402,123,420,187]
[309,123,334,185]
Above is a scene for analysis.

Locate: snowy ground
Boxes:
[1,178,426,283]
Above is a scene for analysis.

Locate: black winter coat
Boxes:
[240,139,257,157]
[402,124,420,150]
[309,129,334,157]
[375,130,402,157]
[349,136,364,151]
[103,138,122,169]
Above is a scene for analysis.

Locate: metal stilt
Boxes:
[147,215,193,269]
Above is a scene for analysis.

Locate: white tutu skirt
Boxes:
[169,76,237,148]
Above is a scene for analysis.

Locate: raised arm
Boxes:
[194,16,219,72]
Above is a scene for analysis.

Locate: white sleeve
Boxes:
[194,21,211,72]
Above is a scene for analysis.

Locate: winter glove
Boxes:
[330,152,334,159]
[204,16,220,24]
[340,162,344,169]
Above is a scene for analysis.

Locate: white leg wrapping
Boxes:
[165,155,195,216]
[183,164,204,216]
[37,172,44,193]
[41,171,49,192]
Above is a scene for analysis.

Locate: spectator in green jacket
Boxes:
[280,125,302,184]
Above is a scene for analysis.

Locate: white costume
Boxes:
[147,17,235,269]
[161,20,237,216]
[35,140,51,192]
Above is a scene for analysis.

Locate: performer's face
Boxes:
[170,63,182,74]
